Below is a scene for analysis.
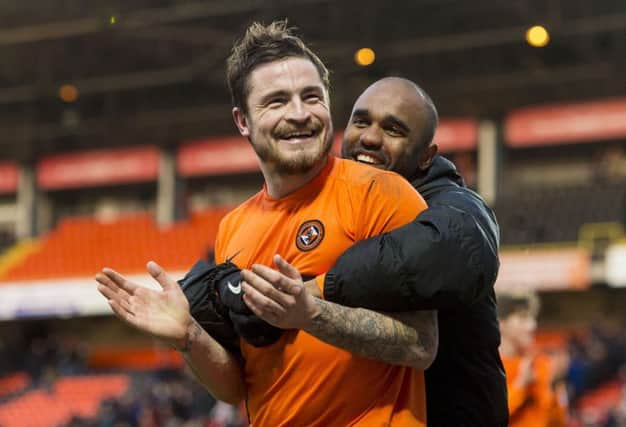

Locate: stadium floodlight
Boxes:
[526,25,550,47]
[355,48,376,66]
[58,84,79,103]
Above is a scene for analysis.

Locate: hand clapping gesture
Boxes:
[96,261,193,350]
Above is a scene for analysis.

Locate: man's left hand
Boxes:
[240,254,320,330]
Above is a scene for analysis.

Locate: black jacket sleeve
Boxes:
[323,191,500,311]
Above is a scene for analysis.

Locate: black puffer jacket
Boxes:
[324,155,508,427]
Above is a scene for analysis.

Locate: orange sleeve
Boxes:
[507,382,531,415]
[548,382,569,427]
[503,356,531,416]
[352,171,427,240]
[535,358,554,407]
[535,357,568,426]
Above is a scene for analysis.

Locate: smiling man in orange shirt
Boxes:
[97,21,437,426]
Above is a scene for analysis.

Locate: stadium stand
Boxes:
[575,380,625,426]
[0,323,245,427]
[0,229,16,256]
[0,372,29,399]
[0,240,40,279]
[495,181,626,245]
[0,209,228,282]
[0,374,129,427]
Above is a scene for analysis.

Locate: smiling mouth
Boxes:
[280,129,317,141]
[355,153,384,166]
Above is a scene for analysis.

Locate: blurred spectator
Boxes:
[67,369,248,427]
[567,334,591,401]
[5,312,626,427]
[498,292,568,427]
[604,382,626,427]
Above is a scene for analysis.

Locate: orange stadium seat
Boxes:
[87,346,183,370]
[0,375,130,427]
[0,209,230,282]
[0,372,29,398]
[575,379,624,424]
[534,328,586,352]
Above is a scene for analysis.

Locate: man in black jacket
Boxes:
[321,77,508,426]
[238,76,508,425]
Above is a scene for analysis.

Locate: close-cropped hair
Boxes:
[226,20,330,114]
[496,291,540,320]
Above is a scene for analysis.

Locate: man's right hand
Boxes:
[96,261,193,351]
[304,278,322,298]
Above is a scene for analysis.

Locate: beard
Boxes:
[250,121,334,175]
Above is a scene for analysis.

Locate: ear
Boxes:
[418,144,438,170]
[232,107,250,137]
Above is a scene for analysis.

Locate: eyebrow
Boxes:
[258,90,289,105]
[301,85,324,94]
[258,85,325,105]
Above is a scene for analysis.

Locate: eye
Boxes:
[304,93,321,103]
[385,125,404,137]
[351,117,369,128]
[267,98,287,108]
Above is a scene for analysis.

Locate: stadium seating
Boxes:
[0,372,29,399]
[495,182,626,245]
[0,240,40,278]
[87,346,183,370]
[0,209,229,282]
[0,230,16,255]
[0,374,129,427]
[575,380,624,425]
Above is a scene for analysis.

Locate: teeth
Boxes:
[285,131,314,138]
[356,154,380,164]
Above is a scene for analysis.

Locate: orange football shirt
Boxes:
[215,156,428,426]
[503,353,568,427]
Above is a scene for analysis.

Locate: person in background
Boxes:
[498,292,568,427]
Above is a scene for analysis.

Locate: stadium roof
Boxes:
[1,0,626,159]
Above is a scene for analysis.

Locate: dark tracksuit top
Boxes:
[323,155,509,427]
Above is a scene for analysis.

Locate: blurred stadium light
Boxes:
[526,25,550,47]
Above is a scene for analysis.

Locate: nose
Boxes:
[285,98,311,123]
[359,125,383,149]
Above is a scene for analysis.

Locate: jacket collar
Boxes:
[410,155,465,198]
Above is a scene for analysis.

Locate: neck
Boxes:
[499,338,520,357]
[261,156,329,199]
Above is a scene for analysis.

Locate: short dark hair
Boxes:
[226,20,330,115]
[497,292,540,320]
[416,86,438,148]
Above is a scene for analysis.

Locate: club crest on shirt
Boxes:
[295,220,325,252]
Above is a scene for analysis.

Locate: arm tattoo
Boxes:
[179,319,203,353]
[306,299,438,369]
[180,320,206,387]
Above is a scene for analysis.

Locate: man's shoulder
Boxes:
[429,183,495,221]
[334,157,404,181]
[333,157,414,192]
[218,191,264,230]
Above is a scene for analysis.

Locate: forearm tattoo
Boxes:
[180,319,203,353]
[307,299,438,368]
